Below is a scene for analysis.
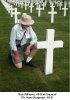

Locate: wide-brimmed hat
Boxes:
[19,13,34,25]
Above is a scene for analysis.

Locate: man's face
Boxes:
[21,24,30,29]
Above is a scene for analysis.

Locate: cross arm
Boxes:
[37,41,63,49]
[53,41,64,48]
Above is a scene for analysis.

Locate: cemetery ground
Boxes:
[0,1,69,92]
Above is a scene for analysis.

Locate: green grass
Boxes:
[0,1,69,92]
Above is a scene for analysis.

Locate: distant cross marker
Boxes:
[24,1,28,10]
[44,0,48,7]
[56,1,60,7]
[37,29,63,75]
[35,1,39,8]
[68,1,70,7]
[59,2,63,10]
[8,5,13,14]
[48,3,57,23]
[29,2,34,13]
[62,1,68,16]
[20,1,23,8]
[11,8,21,23]
[36,5,43,17]
[15,0,18,6]
[42,3,45,10]
[10,8,16,17]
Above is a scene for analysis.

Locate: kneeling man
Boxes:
[10,13,38,69]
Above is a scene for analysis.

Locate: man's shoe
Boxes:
[25,60,37,68]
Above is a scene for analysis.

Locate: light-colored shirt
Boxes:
[10,24,37,51]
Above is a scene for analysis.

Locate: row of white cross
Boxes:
[7,0,70,7]
[1,0,64,75]
[1,0,21,23]
[7,0,69,23]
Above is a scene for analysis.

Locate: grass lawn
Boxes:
[0,1,69,92]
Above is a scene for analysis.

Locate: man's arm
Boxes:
[10,27,17,51]
[10,27,21,61]
[29,26,38,45]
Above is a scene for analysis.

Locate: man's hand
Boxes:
[25,44,33,55]
[25,46,30,55]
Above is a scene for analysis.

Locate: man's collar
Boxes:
[19,24,23,31]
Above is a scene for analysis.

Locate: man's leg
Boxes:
[26,45,37,62]
[29,45,38,57]
[25,45,38,67]
[11,50,23,69]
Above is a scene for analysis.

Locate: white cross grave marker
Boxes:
[35,1,39,8]
[36,5,43,17]
[54,0,57,5]
[50,3,55,8]
[15,0,18,6]
[59,2,63,10]
[37,29,63,75]
[11,0,15,5]
[42,3,45,10]
[68,1,70,7]
[20,1,23,8]
[8,5,13,15]
[56,1,60,7]
[48,3,57,23]
[44,0,48,7]
[29,2,34,13]
[49,0,53,5]
[62,1,68,16]
[24,1,28,10]
[10,7,16,17]
[17,1,20,7]
[11,8,21,23]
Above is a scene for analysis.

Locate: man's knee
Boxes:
[32,44,38,51]
[15,62,22,69]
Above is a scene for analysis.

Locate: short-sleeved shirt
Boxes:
[10,24,37,51]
